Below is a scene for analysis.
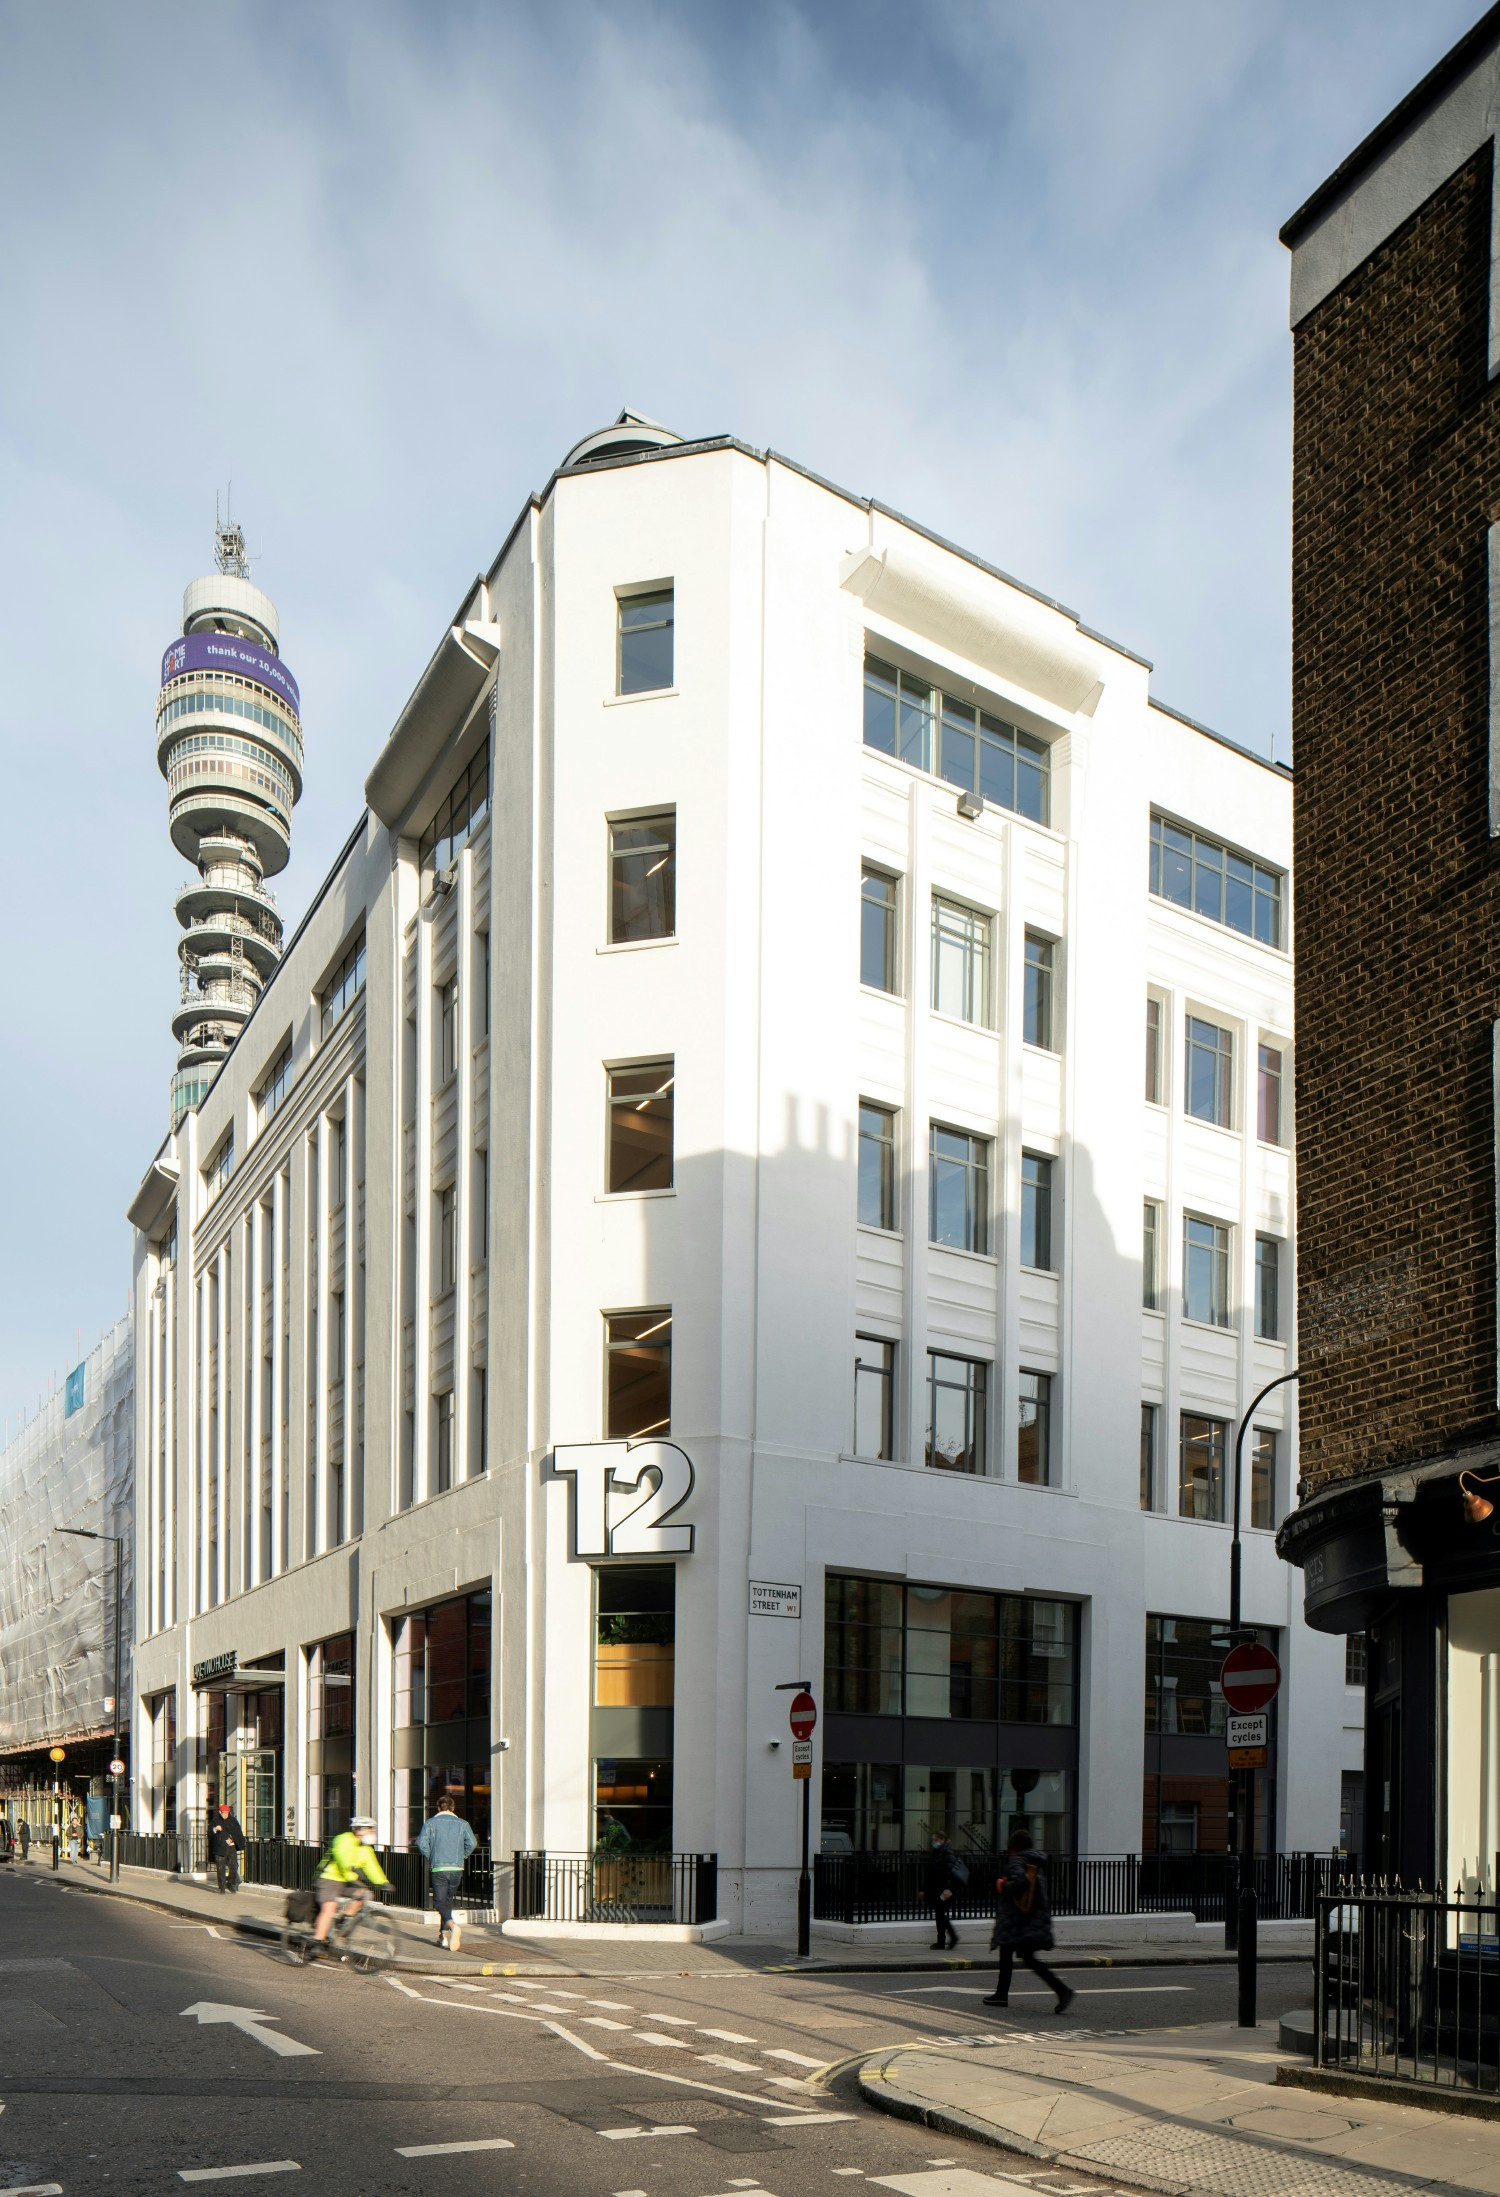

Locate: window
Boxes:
[606,1310,671,1439]
[929,1124,990,1254]
[1017,1371,1052,1485]
[595,1565,675,1707]
[858,1102,897,1230]
[1185,1015,1233,1127]
[390,1590,492,1846]
[332,1114,347,1210]
[607,1060,675,1192]
[205,1130,234,1197]
[1183,1215,1230,1328]
[1146,1613,1273,1737]
[257,1040,292,1126]
[617,586,674,694]
[1150,814,1283,947]
[854,1337,896,1459]
[479,931,491,1035]
[931,897,991,1025]
[438,977,458,1085]
[1140,1402,1157,1510]
[825,1575,1076,1729]
[419,749,489,883]
[861,866,899,992]
[434,1391,455,1494]
[1143,1200,1161,1310]
[863,654,1050,822]
[320,934,366,1039]
[1158,1800,1200,1855]
[1255,1234,1281,1341]
[1251,1427,1277,1529]
[609,811,676,943]
[1179,1413,1227,1521]
[926,1352,988,1474]
[1024,933,1056,1049]
[1020,1153,1054,1271]
[437,1185,457,1293]
[1145,996,1163,1103]
[330,1290,345,1376]
[477,1148,488,1260]
[1258,1044,1284,1143]
[1345,1634,1368,1687]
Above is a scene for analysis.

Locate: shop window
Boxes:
[824,1574,1076,1726]
[594,1566,675,1708]
[391,1590,492,1847]
[594,1757,673,1850]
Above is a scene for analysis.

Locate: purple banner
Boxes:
[160,632,300,715]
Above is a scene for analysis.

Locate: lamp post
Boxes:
[1228,1368,1298,2027]
[57,1526,124,1883]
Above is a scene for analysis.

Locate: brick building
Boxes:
[1277,5,1500,1890]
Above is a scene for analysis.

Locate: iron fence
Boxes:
[813,1849,1353,1925]
[1316,1881,1500,2093]
[512,1850,717,1926]
[116,1815,496,1914]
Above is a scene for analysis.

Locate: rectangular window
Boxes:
[205,1130,234,1198]
[863,654,1050,822]
[477,1148,489,1260]
[438,977,458,1085]
[858,1101,897,1230]
[1255,1234,1281,1341]
[854,1336,896,1459]
[1020,1152,1054,1271]
[437,1185,457,1294]
[931,897,991,1025]
[1024,932,1056,1049]
[1185,1015,1234,1127]
[1345,1634,1368,1687]
[609,811,676,943]
[434,1390,455,1494]
[605,1310,671,1439]
[257,1040,292,1126]
[480,931,491,1036]
[419,749,489,884]
[607,1060,675,1193]
[1251,1427,1277,1530]
[1017,1370,1052,1485]
[320,934,366,1039]
[594,1564,675,1707]
[929,1124,990,1254]
[926,1352,988,1474]
[330,1290,345,1376]
[1183,1214,1230,1328]
[1143,1199,1161,1310]
[1145,996,1163,1103]
[1258,1043,1283,1143]
[824,1576,1077,1737]
[618,586,674,694]
[332,1114,347,1210]
[1179,1413,1227,1521]
[1150,813,1284,947]
[1140,1402,1157,1510]
[861,866,899,993]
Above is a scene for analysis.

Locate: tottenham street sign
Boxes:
[1219,1642,1281,1715]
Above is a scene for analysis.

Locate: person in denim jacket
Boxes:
[416,1793,477,1952]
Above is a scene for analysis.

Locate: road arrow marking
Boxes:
[180,2003,320,2058]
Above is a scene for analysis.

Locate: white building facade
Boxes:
[127,417,1358,1926]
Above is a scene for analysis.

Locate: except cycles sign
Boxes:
[1220,1643,1281,1715]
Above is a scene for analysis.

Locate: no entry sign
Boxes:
[1220,1642,1281,1714]
[788,1690,817,1742]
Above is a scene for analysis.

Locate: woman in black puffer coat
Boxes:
[984,1828,1074,2014]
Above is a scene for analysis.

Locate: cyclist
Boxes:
[311,1814,390,1952]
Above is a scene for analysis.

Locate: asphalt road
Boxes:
[0,1867,1308,2195]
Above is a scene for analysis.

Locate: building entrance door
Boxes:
[217,1749,278,1841]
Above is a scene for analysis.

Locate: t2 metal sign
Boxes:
[551,1440,695,1557]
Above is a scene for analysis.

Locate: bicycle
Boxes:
[280,1890,398,1975]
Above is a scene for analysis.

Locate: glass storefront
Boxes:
[307,1632,355,1842]
[392,1590,491,1847]
[200,1668,284,1841]
[592,1566,674,1850]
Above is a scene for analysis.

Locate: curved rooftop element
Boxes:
[561,409,682,471]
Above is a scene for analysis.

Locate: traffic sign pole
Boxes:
[776,1683,817,1957]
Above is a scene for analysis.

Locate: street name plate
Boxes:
[1226,1712,1268,1750]
[792,1738,812,1779]
[750,1581,801,1620]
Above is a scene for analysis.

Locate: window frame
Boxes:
[437,1184,457,1295]
[1023,931,1056,1051]
[419,747,489,886]
[854,1335,897,1460]
[928,1122,991,1256]
[1184,1013,1234,1130]
[1017,1370,1052,1486]
[616,584,675,696]
[604,1308,673,1441]
[1250,1426,1277,1530]
[438,976,459,1087]
[925,1350,989,1475]
[1020,1152,1055,1273]
[320,932,367,1041]
[1140,1401,1158,1511]
[1178,1412,1228,1522]
[1257,1042,1284,1145]
[606,1058,676,1195]
[858,1100,898,1232]
[931,895,993,1028]
[1145,995,1164,1105]
[256,1038,293,1127]
[1182,1212,1232,1329]
[1149,811,1284,949]
[861,864,900,994]
[863,652,1051,824]
[1254,1233,1281,1342]
[1143,1198,1162,1311]
[608,809,677,945]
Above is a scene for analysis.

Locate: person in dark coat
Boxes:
[17,1818,30,1861]
[984,1828,1074,2014]
[209,1801,247,1894]
[925,1834,965,1949]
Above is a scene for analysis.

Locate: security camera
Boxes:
[768,1738,781,1750]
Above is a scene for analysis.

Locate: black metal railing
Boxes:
[116,1816,497,1915]
[512,1850,717,1926]
[813,1849,1354,1925]
[1316,1880,1499,2093]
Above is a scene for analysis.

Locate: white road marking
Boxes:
[386,1976,423,1999]
[598,2125,695,2141]
[394,2139,516,2157]
[698,2054,759,2072]
[643,2012,695,2025]
[764,2110,858,2126]
[633,2030,691,2047]
[872,2174,1040,2195]
[0,2183,63,2196]
[581,2016,630,2030]
[765,2048,826,2068]
[612,2189,650,2196]
[832,2171,866,2178]
[767,2076,816,2091]
[588,1998,634,2009]
[180,2003,319,2058]
[699,2027,758,2043]
[177,2167,301,2185]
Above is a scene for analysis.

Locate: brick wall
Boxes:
[1293,146,1500,1492]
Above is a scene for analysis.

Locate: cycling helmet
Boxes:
[350,1814,376,1831]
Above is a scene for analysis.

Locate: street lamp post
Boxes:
[1228,1368,1298,2028]
[57,1525,124,1883]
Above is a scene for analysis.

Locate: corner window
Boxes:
[1255,1234,1281,1341]
[256,1040,292,1127]
[1143,1199,1161,1310]
[617,586,674,695]
[1183,1214,1230,1328]
[1179,1413,1227,1521]
[419,749,489,886]
[1258,1044,1284,1144]
[1145,996,1163,1104]
[929,1124,989,1255]
[605,1310,671,1439]
[320,934,366,1040]
[858,1101,897,1230]
[1185,1015,1233,1128]
[861,866,899,993]
[1017,1371,1052,1486]
[609,811,676,942]
[1021,1153,1054,1272]
[1140,1402,1157,1511]
[926,1352,988,1474]
[854,1336,896,1459]
[932,897,992,1026]
[1024,932,1056,1050]
[607,1060,675,1193]
[1150,813,1283,947]
[863,654,1049,822]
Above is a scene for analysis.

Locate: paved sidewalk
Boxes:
[857,2022,1500,2197]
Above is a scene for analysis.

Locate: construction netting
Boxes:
[0,1312,133,1751]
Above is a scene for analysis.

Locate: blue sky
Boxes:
[0,0,1483,1421]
